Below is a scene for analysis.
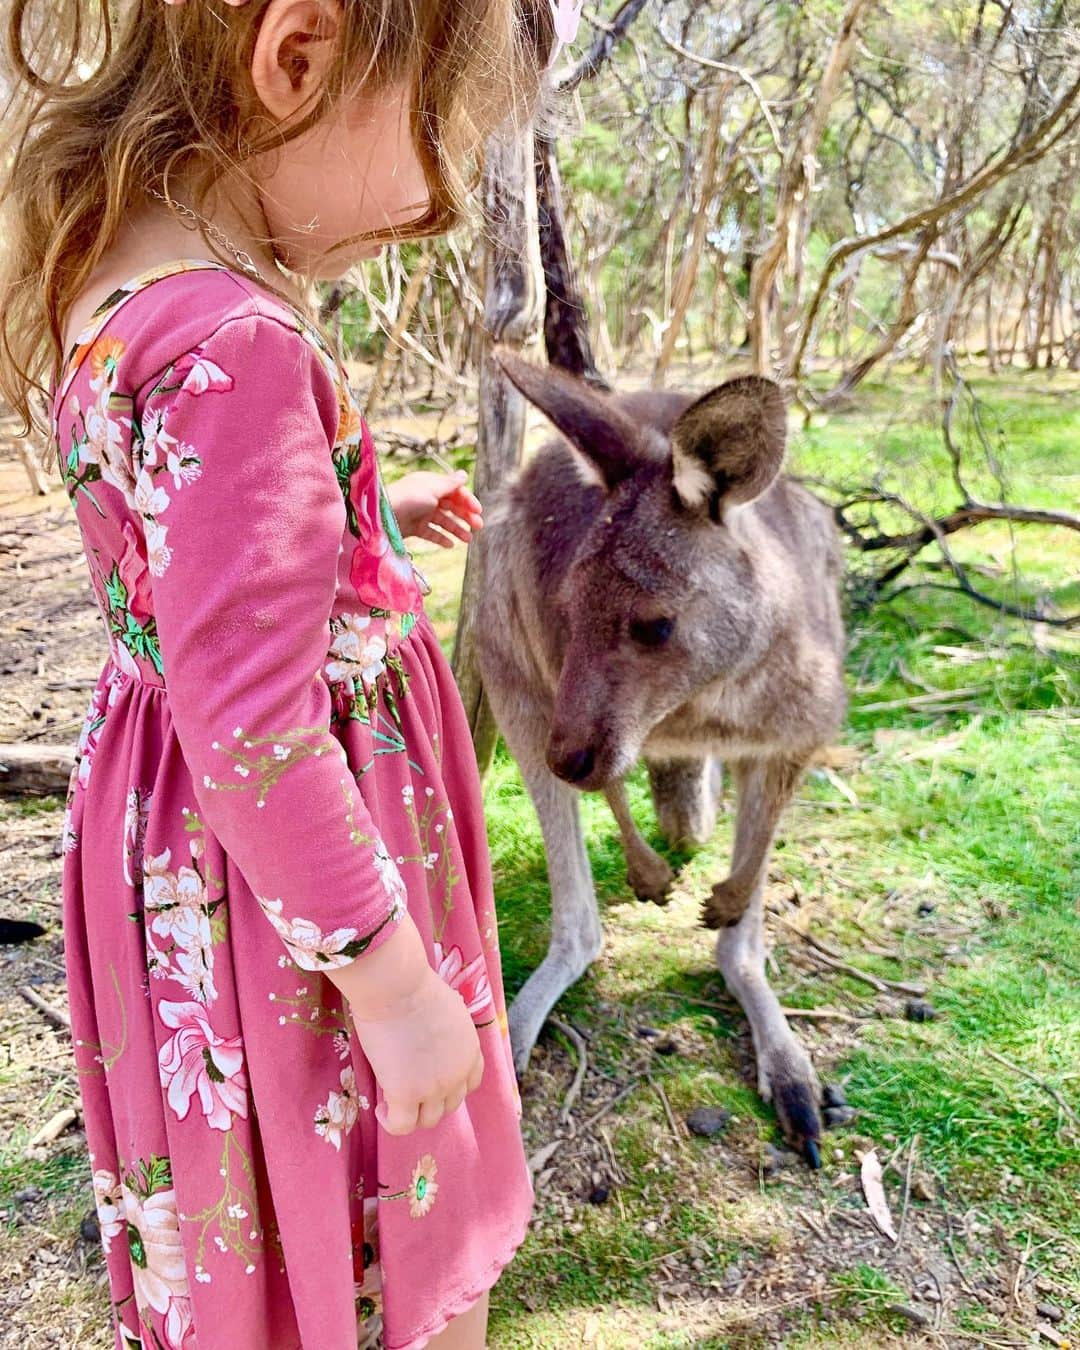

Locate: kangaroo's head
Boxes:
[495,348,789,790]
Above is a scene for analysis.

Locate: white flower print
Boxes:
[325,613,387,686]
[122,787,152,887]
[121,1184,193,1347]
[133,467,170,520]
[165,444,203,491]
[143,518,172,576]
[314,1066,367,1151]
[83,394,136,503]
[139,406,178,471]
[91,1169,126,1255]
[157,1001,248,1131]
[372,842,407,917]
[142,848,217,1004]
[256,897,361,972]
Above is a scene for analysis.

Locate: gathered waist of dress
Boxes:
[99,605,427,695]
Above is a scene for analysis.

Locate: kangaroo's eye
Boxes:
[629,616,675,648]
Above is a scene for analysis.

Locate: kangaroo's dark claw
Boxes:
[802,1136,822,1170]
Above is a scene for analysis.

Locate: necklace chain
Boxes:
[148,187,266,283]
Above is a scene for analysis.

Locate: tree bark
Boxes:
[535,131,609,387]
[451,125,544,772]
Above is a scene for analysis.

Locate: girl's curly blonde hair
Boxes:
[0,0,553,430]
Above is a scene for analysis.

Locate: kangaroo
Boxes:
[475,349,847,1165]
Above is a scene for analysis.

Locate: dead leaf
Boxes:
[860,1149,898,1242]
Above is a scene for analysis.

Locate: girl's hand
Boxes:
[386,471,483,548]
[324,915,484,1136]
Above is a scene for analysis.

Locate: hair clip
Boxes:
[548,0,584,68]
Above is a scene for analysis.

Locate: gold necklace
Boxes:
[148,187,267,284]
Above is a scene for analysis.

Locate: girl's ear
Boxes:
[250,0,341,122]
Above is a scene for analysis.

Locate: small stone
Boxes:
[763,1143,797,1174]
[79,1212,101,1244]
[823,1104,857,1129]
[685,1107,732,1138]
[634,1025,660,1040]
[916,899,936,916]
[1037,1303,1064,1325]
[822,1082,848,1109]
[15,1187,41,1205]
[911,1173,936,1201]
[587,1184,610,1206]
[905,999,938,1022]
[653,1038,678,1056]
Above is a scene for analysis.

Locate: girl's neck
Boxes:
[62,177,309,355]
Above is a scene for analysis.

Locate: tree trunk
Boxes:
[451,124,544,773]
[535,132,609,387]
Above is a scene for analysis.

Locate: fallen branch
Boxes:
[25,1105,79,1155]
[549,1017,588,1124]
[780,920,926,996]
[983,1046,1079,1135]
[18,985,71,1032]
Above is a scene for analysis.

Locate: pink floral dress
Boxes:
[51,259,532,1350]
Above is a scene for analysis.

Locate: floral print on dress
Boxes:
[157,1001,248,1132]
[314,1065,369,1151]
[434,942,494,1022]
[121,1156,193,1349]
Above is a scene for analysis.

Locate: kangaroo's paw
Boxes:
[626,849,675,906]
[757,1042,824,1169]
[701,875,753,930]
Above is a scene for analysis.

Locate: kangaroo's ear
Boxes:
[493,346,647,490]
[671,376,787,518]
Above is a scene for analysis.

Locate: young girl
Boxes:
[0,1,560,1346]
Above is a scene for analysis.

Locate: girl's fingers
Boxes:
[377,1097,420,1136]
[417,1097,445,1131]
[431,510,473,543]
[416,525,456,549]
[442,1084,467,1117]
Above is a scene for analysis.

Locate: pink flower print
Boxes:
[173,346,234,397]
[433,942,493,1019]
[349,537,418,614]
[157,1001,248,1131]
[91,1169,126,1255]
[350,471,418,613]
[326,614,387,687]
[143,849,217,1002]
[256,896,361,971]
[117,521,153,626]
[121,1184,193,1347]
[315,1066,367,1151]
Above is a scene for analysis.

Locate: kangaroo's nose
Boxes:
[550,746,595,784]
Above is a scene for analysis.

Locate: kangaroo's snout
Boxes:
[547,743,596,785]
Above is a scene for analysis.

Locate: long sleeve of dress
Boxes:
[138,311,407,970]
